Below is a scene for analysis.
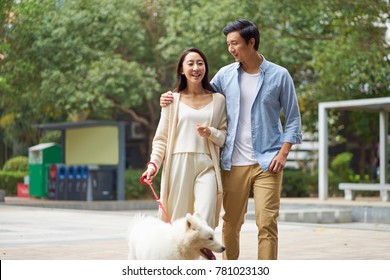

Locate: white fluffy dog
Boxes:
[128,213,225,260]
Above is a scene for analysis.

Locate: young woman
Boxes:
[141,48,226,231]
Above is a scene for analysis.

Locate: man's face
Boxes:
[226,31,253,63]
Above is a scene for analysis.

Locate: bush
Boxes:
[330,152,354,181]
[328,152,355,197]
[0,171,26,195]
[124,166,323,199]
[282,168,317,197]
[125,168,161,199]
[2,156,29,172]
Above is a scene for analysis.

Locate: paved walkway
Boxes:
[1,198,390,260]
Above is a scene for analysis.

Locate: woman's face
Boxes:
[181,52,206,85]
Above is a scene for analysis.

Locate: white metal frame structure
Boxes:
[318,97,390,200]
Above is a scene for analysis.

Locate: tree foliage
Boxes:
[0,0,389,173]
[1,0,165,154]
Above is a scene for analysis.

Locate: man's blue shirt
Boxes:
[211,56,302,171]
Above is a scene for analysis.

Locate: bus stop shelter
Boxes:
[35,121,126,200]
[318,97,390,200]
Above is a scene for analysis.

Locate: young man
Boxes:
[161,19,302,260]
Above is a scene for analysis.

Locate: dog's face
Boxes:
[185,213,225,259]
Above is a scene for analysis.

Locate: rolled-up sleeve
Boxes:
[280,70,302,144]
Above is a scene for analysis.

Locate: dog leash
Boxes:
[140,175,172,224]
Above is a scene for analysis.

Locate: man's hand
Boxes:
[269,142,292,173]
[269,153,287,173]
[160,91,174,107]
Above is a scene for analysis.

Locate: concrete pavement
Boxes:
[1,198,390,260]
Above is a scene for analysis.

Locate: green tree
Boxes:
[157,0,262,76]
[1,0,167,157]
[0,0,14,57]
[32,0,161,120]
[0,0,45,154]
[1,0,389,170]
[308,0,389,177]
[258,0,389,177]
[0,0,15,163]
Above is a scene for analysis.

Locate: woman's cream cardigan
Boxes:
[150,92,227,225]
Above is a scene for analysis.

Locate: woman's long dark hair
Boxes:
[173,47,215,93]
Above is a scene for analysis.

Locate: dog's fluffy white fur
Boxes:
[127,213,225,260]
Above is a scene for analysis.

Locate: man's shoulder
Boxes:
[217,62,239,74]
[264,59,289,75]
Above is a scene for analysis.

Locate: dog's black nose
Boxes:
[221,246,225,252]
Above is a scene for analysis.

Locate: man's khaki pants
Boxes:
[221,164,282,260]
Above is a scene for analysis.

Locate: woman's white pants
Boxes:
[167,153,217,228]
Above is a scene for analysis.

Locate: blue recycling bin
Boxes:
[82,165,89,180]
[57,165,67,200]
[74,165,88,200]
[66,165,76,200]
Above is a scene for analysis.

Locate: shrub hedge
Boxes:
[2,156,29,172]
[0,171,27,196]
[282,168,318,197]
[125,167,320,199]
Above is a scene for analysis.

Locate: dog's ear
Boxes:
[185,214,192,230]
[185,213,198,231]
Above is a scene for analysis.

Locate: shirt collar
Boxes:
[260,54,268,72]
[235,54,268,73]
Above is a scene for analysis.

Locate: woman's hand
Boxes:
[197,124,211,138]
[141,164,157,182]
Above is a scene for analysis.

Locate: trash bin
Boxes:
[56,165,67,200]
[75,165,88,200]
[47,164,57,200]
[80,165,89,200]
[28,143,62,198]
[66,165,76,200]
[89,165,116,200]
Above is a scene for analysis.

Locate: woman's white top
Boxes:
[172,100,212,154]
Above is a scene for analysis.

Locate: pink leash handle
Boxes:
[140,175,172,224]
